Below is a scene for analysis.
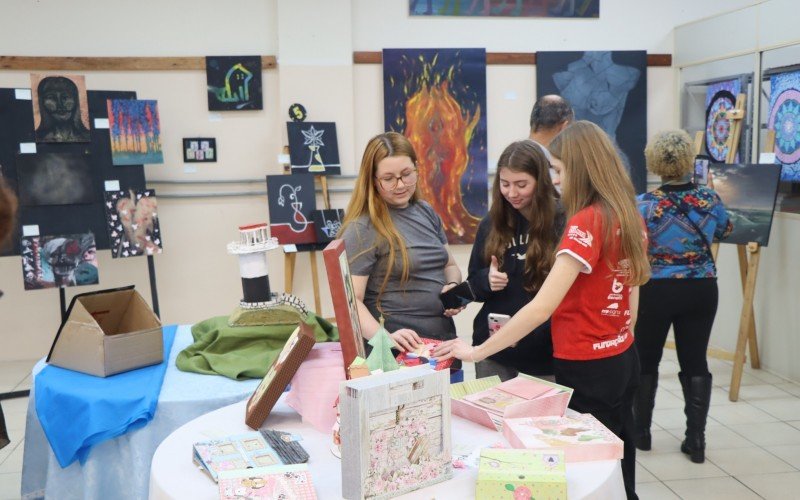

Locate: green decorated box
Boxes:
[476,448,566,500]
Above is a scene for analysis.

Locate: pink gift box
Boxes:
[286,342,345,432]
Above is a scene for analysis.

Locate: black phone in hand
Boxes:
[439,281,475,309]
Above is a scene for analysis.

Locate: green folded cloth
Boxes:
[176,314,339,380]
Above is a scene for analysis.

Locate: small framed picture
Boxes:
[322,239,366,373]
[183,137,217,163]
[694,155,710,185]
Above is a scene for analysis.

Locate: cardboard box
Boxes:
[450,375,572,430]
[502,411,624,462]
[476,448,566,500]
[47,286,163,377]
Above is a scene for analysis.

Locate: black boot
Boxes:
[679,373,712,463]
[633,373,658,451]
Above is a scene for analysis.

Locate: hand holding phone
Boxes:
[440,281,475,310]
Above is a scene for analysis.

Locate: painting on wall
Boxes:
[767,70,800,182]
[206,56,263,111]
[183,138,216,163]
[21,232,99,290]
[383,48,488,244]
[705,78,741,163]
[409,0,599,17]
[286,122,341,175]
[15,152,95,206]
[31,74,91,143]
[708,163,782,246]
[266,174,317,245]
[536,51,648,193]
[107,99,164,165]
[311,209,344,243]
[104,189,163,258]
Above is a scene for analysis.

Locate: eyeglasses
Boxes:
[376,168,418,191]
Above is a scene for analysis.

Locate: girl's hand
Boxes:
[440,282,466,317]
[390,329,422,352]
[488,255,509,291]
[431,338,478,362]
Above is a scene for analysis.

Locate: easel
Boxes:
[283,174,330,315]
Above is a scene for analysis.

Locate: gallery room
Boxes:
[0,0,799,498]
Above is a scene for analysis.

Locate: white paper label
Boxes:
[277,153,291,164]
[15,88,32,100]
[22,225,40,237]
[283,244,297,253]
[759,152,777,164]
[94,118,110,129]
[208,112,222,122]
[503,91,518,100]
[183,164,198,173]
[19,142,36,154]
[104,180,121,191]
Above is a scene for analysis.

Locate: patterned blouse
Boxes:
[637,183,733,279]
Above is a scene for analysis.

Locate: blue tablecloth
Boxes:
[21,324,261,500]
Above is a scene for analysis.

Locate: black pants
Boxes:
[635,278,718,377]
[555,347,640,500]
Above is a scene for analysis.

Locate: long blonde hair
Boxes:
[549,121,650,285]
[338,132,419,310]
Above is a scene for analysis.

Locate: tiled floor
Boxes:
[1,350,799,499]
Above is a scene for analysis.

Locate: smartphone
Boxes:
[439,281,475,309]
[694,155,710,185]
[487,313,510,336]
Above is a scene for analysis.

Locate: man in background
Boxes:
[529,94,574,192]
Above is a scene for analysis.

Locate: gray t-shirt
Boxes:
[340,200,456,340]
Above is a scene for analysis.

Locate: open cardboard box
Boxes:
[46,285,163,377]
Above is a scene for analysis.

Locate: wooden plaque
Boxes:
[322,239,366,373]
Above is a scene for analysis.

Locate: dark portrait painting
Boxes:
[15,152,95,206]
[206,56,263,111]
[537,51,648,193]
[31,74,91,143]
[383,48,488,244]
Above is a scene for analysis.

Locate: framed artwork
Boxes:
[206,56,263,111]
[340,367,452,499]
[286,122,341,175]
[705,78,742,163]
[409,0,599,17]
[183,138,216,163]
[245,322,317,429]
[322,239,366,372]
[383,48,488,244]
[107,99,164,165]
[266,174,317,245]
[537,51,648,193]
[709,163,782,246]
[15,152,94,206]
[767,70,800,181]
[31,74,91,143]
[311,209,344,243]
[21,232,99,290]
[104,189,162,258]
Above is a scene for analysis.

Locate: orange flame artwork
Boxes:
[383,49,488,244]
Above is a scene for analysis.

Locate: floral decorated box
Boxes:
[395,337,454,371]
[502,411,623,462]
[339,366,452,499]
[218,464,317,499]
[476,448,566,500]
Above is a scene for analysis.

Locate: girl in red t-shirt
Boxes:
[435,121,650,500]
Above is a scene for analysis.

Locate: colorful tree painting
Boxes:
[106,99,164,165]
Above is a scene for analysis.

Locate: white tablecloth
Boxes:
[149,398,625,500]
[21,324,261,500]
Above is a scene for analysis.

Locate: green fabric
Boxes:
[176,314,339,380]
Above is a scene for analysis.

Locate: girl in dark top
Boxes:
[467,140,564,380]
[634,130,732,464]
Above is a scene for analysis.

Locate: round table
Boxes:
[149,397,625,499]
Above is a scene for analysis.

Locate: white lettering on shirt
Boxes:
[593,332,629,351]
[566,225,593,248]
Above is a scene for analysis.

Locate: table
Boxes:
[21,325,261,500]
[149,398,625,499]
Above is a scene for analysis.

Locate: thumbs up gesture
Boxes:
[488,255,509,292]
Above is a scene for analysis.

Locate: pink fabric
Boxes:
[286,342,346,432]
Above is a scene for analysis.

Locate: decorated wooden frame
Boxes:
[322,239,366,372]
[245,322,316,429]
[339,367,452,499]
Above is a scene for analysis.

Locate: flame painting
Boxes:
[383,48,488,244]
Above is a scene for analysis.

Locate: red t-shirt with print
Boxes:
[552,204,635,360]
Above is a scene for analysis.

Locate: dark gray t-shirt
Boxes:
[340,200,456,340]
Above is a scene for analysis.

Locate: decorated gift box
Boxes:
[451,375,572,431]
[218,464,317,499]
[339,366,452,499]
[395,337,454,371]
[502,410,623,462]
[476,448,566,500]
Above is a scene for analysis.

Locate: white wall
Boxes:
[0,0,761,361]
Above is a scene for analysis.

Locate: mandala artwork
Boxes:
[768,70,800,181]
[705,79,741,162]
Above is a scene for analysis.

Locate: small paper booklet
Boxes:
[193,429,309,482]
[218,464,318,499]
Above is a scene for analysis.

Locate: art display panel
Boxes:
[409,0,599,17]
[104,189,162,258]
[15,152,94,206]
[383,48,488,244]
[107,99,164,166]
[183,138,216,163]
[21,232,99,290]
[265,174,317,245]
[31,74,91,143]
[206,56,263,111]
[311,209,343,243]
[286,122,341,175]
[767,70,800,181]
[705,78,742,163]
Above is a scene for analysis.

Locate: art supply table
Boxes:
[21,325,261,500]
[149,397,625,499]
